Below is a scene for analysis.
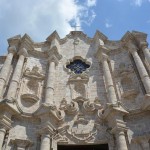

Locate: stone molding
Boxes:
[10,138,33,149]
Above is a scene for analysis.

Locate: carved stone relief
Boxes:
[20,66,45,104]
[56,97,111,145]
[67,72,89,101]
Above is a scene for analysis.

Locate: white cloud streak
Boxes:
[87,0,97,7]
[117,0,150,7]
[131,0,150,7]
[105,19,112,28]
[133,0,143,6]
[0,0,97,54]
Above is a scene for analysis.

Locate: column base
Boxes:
[141,94,150,110]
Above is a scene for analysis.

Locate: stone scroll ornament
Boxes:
[56,97,106,144]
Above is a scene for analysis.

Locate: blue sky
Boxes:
[0,0,150,55]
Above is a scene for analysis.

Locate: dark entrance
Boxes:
[58,144,109,150]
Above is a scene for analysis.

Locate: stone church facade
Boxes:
[0,30,150,150]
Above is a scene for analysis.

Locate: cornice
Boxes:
[34,103,65,122]
[102,103,129,120]
[93,30,108,42]
[0,100,21,129]
[121,31,135,43]
[46,30,60,42]
[68,31,93,44]
[46,30,93,45]
[20,34,34,51]
[7,35,21,48]
[132,31,147,41]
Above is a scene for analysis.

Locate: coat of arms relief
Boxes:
[20,66,45,104]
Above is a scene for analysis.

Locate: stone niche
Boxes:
[20,66,45,106]
[117,63,139,99]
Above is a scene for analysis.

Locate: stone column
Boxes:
[115,130,128,150]
[0,46,16,98]
[131,49,150,94]
[40,134,50,150]
[140,42,150,65]
[45,60,56,105]
[7,48,28,101]
[0,126,6,149]
[101,53,118,104]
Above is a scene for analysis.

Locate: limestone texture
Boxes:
[0,30,150,150]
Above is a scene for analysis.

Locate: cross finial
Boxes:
[72,24,80,31]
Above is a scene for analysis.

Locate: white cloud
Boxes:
[105,19,112,28]
[117,0,150,6]
[0,0,97,54]
[133,0,143,6]
[131,0,150,6]
[87,0,97,7]
[105,23,112,28]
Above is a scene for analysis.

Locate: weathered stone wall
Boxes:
[0,31,149,150]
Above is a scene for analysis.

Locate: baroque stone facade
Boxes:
[0,30,150,150]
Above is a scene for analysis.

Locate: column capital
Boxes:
[0,125,6,134]
[48,48,62,65]
[139,41,148,50]
[18,48,28,57]
[96,45,109,62]
[129,48,138,55]
[8,46,17,54]
[38,125,56,136]
[111,121,128,134]
[101,53,109,62]
[48,55,60,65]
[97,52,109,63]
[127,41,138,54]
